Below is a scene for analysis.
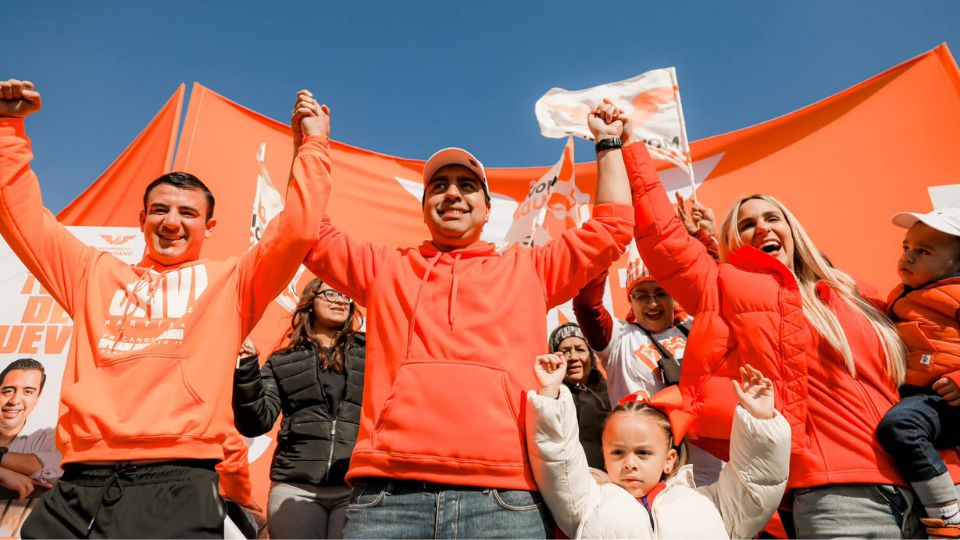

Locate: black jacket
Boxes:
[564,367,610,471]
[233,334,365,485]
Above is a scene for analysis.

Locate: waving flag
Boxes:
[535,67,695,187]
[502,137,587,248]
[249,142,306,314]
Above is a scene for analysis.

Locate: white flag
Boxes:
[535,67,695,185]
[250,143,306,313]
[502,137,589,248]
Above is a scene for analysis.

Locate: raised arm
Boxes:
[526,354,603,537]
[533,101,634,305]
[571,270,615,352]
[303,219,389,307]
[620,117,718,314]
[232,355,282,437]
[0,80,95,315]
[237,91,331,335]
[698,366,790,539]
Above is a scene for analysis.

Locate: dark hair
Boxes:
[142,172,216,220]
[0,358,46,392]
[283,279,362,373]
[604,400,687,478]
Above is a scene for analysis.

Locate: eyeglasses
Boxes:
[629,291,671,304]
[317,289,352,304]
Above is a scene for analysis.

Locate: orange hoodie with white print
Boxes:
[0,117,330,464]
[305,204,633,490]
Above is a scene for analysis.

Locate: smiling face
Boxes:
[629,281,676,333]
[422,165,490,250]
[312,284,353,330]
[139,185,216,267]
[603,411,678,499]
[557,336,592,385]
[898,222,960,288]
[0,369,42,434]
[735,198,795,269]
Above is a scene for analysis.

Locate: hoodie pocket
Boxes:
[372,360,524,464]
[61,352,207,441]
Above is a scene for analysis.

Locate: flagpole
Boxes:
[670,68,698,203]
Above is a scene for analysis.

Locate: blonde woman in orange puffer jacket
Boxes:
[599,109,921,537]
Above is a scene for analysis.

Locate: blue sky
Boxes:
[6,0,960,213]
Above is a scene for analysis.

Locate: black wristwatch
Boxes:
[0,446,9,464]
[595,137,623,153]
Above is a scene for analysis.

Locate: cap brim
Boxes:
[422,147,487,185]
[891,212,923,229]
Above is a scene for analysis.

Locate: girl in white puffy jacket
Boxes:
[528,356,790,539]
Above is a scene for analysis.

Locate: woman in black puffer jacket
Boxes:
[233,278,365,539]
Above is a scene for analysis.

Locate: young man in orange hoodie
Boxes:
[304,100,635,537]
[0,79,332,538]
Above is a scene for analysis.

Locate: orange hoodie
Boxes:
[305,204,633,490]
[0,118,330,464]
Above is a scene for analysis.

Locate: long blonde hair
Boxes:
[718,194,906,384]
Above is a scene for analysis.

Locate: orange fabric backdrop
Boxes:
[45,43,960,509]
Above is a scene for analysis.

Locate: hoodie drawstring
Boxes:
[405,252,442,360]
[448,253,461,330]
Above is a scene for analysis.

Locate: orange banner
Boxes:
[24,43,960,510]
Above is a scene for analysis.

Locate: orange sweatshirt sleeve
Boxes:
[303,218,390,307]
[237,134,331,336]
[0,118,95,316]
[571,269,614,352]
[624,141,719,315]
[531,203,633,308]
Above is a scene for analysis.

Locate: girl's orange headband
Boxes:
[618,385,695,446]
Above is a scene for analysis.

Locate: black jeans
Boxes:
[877,390,960,482]
[21,460,224,539]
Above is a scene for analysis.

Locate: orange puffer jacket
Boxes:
[887,278,960,388]
[624,141,909,489]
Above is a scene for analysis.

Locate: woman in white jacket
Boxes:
[528,356,790,539]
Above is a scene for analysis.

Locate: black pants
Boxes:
[21,460,225,539]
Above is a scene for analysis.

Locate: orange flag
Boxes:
[58,85,184,226]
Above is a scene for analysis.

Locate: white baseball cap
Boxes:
[422,147,489,198]
[892,208,960,237]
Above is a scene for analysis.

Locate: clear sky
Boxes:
[6,0,960,213]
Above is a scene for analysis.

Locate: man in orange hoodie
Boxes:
[0,79,331,538]
[305,100,635,537]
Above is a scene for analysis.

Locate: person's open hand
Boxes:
[732,364,776,420]
[675,192,717,237]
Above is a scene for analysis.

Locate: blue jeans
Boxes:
[342,480,554,539]
[791,484,922,539]
[877,392,960,482]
